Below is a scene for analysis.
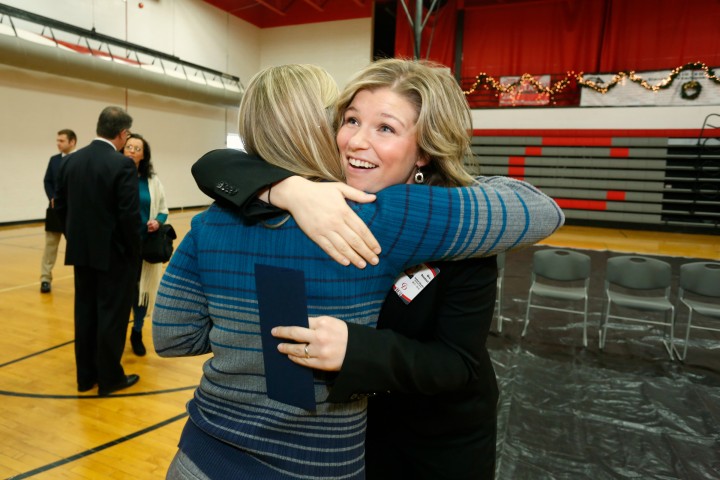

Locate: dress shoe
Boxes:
[78,382,96,393]
[130,329,146,356]
[98,374,140,396]
[40,281,51,293]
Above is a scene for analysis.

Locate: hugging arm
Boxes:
[191,149,292,218]
[191,149,380,268]
[363,177,565,272]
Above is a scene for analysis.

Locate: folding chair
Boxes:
[494,252,507,333]
[599,255,675,358]
[673,262,720,361]
[521,248,591,346]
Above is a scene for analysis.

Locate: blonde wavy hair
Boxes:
[238,64,344,182]
[337,58,476,187]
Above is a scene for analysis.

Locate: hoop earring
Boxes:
[414,168,425,184]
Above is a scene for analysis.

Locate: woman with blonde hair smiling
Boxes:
[156,62,563,479]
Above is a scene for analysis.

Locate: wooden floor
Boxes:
[0,208,717,479]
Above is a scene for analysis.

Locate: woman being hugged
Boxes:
[123,133,168,356]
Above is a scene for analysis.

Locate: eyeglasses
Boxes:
[124,145,143,152]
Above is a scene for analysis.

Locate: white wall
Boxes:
[0,64,123,223]
[0,0,372,223]
[259,19,373,89]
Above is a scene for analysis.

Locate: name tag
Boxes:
[393,263,440,304]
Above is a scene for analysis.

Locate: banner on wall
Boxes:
[580,68,720,106]
[499,75,550,106]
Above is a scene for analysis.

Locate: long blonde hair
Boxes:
[337,59,475,187]
[239,64,344,182]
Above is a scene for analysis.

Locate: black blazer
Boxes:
[339,257,498,479]
[192,149,499,479]
[55,139,141,271]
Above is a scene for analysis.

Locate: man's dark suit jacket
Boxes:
[55,139,141,270]
[192,149,499,479]
[43,153,63,200]
[44,153,66,233]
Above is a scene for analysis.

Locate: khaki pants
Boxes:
[40,231,62,283]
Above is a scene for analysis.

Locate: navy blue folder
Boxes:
[255,264,316,411]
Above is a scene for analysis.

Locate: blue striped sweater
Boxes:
[153,177,563,479]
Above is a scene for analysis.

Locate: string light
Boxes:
[464,62,720,102]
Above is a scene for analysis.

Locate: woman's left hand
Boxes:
[272,316,348,371]
[147,219,160,233]
[269,177,380,269]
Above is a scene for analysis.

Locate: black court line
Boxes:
[1,320,136,369]
[0,340,74,368]
[0,338,198,398]
[7,412,189,479]
[0,385,197,399]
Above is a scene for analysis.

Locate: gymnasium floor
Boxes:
[0,209,718,479]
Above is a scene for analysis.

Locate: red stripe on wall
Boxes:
[508,156,525,179]
[606,191,626,201]
[610,147,630,157]
[525,146,542,155]
[541,137,613,146]
[473,129,718,138]
[556,199,608,211]
[508,167,525,179]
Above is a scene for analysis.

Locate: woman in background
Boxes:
[123,133,168,356]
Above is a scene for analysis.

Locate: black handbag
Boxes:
[45,207,64,233]
[141,224,177,264]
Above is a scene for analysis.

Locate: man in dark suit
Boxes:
[55,106,141,396]
[40,129,77,293]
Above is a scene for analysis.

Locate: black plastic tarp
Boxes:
[490,246,720,480]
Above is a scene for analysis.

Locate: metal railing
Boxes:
[0,3,243,94]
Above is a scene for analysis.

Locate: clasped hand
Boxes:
[268,177,381,269]
[272,316,348,371]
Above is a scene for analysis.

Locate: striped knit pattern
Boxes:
[153,176,564,479]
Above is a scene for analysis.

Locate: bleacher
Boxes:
[467,123,720,232]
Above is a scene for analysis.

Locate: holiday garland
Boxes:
[464,62,719,102]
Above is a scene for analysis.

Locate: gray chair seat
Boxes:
[674,261,720,361]
[522,248,592,347]
[531,283,588,301]
[680,298,720,318]
[606,291,673,312]
[599,255,675,359]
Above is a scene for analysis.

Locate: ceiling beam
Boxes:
[301,0,331,12]
[255,0,287,17]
